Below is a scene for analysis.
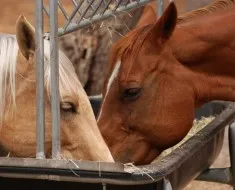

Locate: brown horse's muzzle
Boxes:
[112,140,161,165]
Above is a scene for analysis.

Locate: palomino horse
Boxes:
[98,0,235,165]
[0,15,113,162]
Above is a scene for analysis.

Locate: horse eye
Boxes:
[60,102,77,113]
[123,88,142,100]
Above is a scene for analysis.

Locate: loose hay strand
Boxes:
[124,163,154,180]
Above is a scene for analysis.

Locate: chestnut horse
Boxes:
[0,16,113,162]
[98,0,235,165]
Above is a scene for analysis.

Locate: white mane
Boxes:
[0,34,18,122]
[44,40,80,100]
[0,34,80,122]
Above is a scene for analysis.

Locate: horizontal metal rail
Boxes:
[43,0,156,37]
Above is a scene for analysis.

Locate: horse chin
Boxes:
[133,148,161,165]
[113,144,161,165]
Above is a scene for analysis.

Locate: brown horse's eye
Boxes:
[60,102,77,113]
[123,88,142,100]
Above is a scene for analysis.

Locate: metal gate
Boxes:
[34,0,163,160]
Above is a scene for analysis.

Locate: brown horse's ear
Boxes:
[149,2,177,43]
[136,4,157,28]
[16,15,35,60]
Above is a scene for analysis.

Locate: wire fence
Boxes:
[42,0,158,37]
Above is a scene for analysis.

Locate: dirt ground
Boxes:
[184,127,232,190]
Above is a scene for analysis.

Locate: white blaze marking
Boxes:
[107,60,121,93]
[97,60,121,121]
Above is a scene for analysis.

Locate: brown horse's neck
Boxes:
[170,7,235,104]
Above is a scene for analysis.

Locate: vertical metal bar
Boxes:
[229,123,235,188]
[163,178,173,190]
[49,0,60,159]
[35,0,45,159]
[157,0,164,17]
[102,183,107,190]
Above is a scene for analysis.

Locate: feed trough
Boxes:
[1,1,235,190]
[0,100,235,189]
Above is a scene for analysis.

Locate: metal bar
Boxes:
[90,0,104,19]
[102,183,107,190]
[43,5,50,17]
[163,178,173,190]
[229,123,235,188]
[195,168,231,184]
[113,0,124,12]
[87,0,96,11]
[71,0,82,15]
[57,0,154,36]
[101,0,112,15]
[49,0,60,159]
[35,0,45,159]
[58,0,69,20]
[72,0,78,6]
[76,0,95,24]
[157,0,164,17]
[63,0,85,31]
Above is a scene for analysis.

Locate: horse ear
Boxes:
[16,15,35,60]
[136,4,157,28]
[149,2,177,43]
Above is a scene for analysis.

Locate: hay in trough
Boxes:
[152,116,215,163]
[124,116,215,176]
